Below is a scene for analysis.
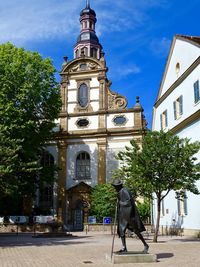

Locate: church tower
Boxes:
[74,0,103,59]
[54,1,147,230]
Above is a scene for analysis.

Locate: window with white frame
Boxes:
[173,95,183,120]
[194,80,200,104]
[160,110,168,130]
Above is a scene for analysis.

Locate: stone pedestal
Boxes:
[106,251,157,264]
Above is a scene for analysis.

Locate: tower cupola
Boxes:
[74,0,103,60]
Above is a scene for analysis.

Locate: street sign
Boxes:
[88,216,96,224]
[103,217,111,224]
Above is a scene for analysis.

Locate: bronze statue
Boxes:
[111,178,149,253]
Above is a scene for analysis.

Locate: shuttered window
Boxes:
[160,110,168,130]
[173,95,183,120]
[194,80,200,104]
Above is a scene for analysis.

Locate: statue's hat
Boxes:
[111,178,123,187]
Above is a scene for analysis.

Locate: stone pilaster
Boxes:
[134,96,144,128]
[60,76,68,131]
[57,141,67,222]
[97,138,107,184]
[98,75,107,110]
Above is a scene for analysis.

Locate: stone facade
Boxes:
[46,2,146,230]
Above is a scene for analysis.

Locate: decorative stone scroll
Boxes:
[108,89,127,110]
[69,61,100,73]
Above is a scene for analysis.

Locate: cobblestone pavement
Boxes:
[0,232,200,267]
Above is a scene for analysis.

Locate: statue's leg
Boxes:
[120,235,127,252]
[118,229,127,253]
[134,230,149,253]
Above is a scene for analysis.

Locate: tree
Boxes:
[115,130,200,242]
[0,43,61,208]
[90,183,117,222]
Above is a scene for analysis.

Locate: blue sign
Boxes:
[88,216,96,224]
[103,217,111,224]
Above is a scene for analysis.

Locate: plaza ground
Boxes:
[0,231,200,267]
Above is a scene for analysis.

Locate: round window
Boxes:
[113,116,127,125]
[77,118,89,127]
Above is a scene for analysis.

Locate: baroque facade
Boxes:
[152,35,200,235]
[46,2,146,230]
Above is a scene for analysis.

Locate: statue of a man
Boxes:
[111,178,149,253]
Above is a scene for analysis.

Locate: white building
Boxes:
[42,2,147,230]
[152,34,200,235]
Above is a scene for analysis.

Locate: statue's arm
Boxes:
[119,189,132,207]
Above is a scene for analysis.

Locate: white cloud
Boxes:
[110,63,141,80]
[150,37,171,57]
[0,0,81,45]
[0,0,169,45]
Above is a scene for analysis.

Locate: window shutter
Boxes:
[165,111,168,127]
[160,114,163,130]
[194,80,200,103]
[179,95,183,115]
[173,101,177,120]
[177,199,181,216]
[184,192,188,215]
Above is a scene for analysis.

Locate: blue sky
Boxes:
[1,0,200,127]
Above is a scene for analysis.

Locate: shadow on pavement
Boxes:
[157,252,174,259]
[0,233,94,248]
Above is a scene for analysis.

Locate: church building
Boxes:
[46,1,146,230]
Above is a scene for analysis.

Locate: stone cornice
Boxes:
[54,127,146,140]
[154,56,200,108]
[171,109,200,134]
[58,108,141,118]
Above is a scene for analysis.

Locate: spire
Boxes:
[86,0,90,8]
[74,1,103,60]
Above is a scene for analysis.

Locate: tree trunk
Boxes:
[153,198,161,242]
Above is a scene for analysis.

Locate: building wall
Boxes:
[67,77,100,113]
[154,64,200,131]
[106,136,135,181]
[161,38,200,97]
[157,119,200,231]
[153,36,200,234]
[66,142,98,189]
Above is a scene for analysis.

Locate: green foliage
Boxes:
[116,130,200,199]
[115,130,200,241]
[0,42,61,198]
[136,200,151,223]
[90,183,117,222]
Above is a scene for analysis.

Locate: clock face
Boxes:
[81,33,90,41]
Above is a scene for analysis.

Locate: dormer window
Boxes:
[78,83,88,107]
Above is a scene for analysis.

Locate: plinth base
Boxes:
[106,251,157,264]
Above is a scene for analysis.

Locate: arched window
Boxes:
[76,152,90,180]
[78,83,88,107]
